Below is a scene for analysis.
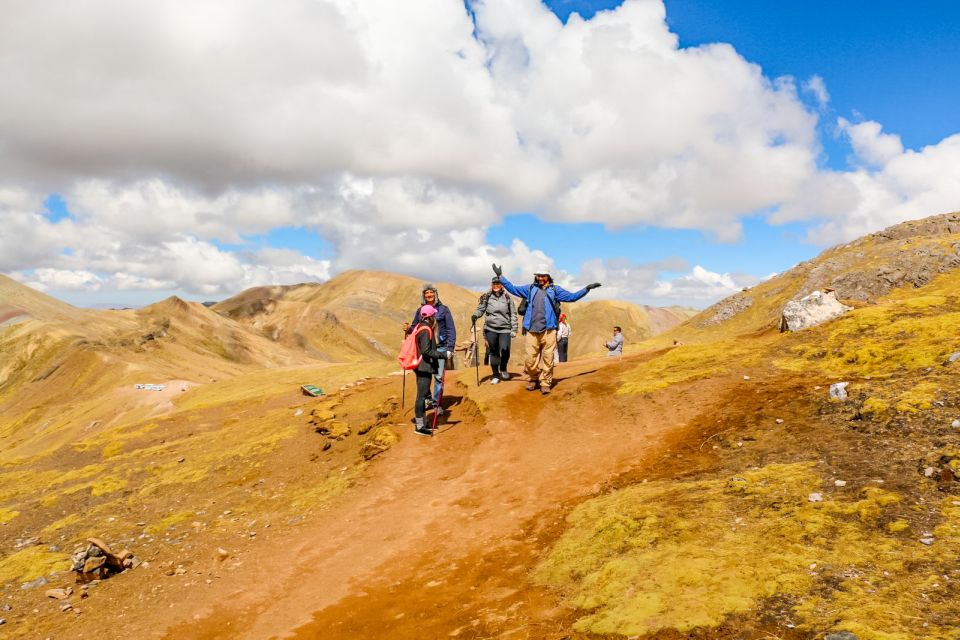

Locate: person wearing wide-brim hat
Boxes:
[471,276,518,384]
[490,263,600,395]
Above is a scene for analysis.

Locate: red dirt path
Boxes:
[153,354,728,640]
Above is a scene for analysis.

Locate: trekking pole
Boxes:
[400,330,407,413]
[472,321,480,386]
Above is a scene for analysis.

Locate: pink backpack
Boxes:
[398,325,433,370]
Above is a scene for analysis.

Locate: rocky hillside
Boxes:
[671,211,960,341]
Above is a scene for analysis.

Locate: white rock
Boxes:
[780,290,853,332]
[743,375,751,381]
[294,409,303,417]
[834,480,847,487]
[924,467,936,478]
[808,492,823,503]
[829,382,849,400]
[920,536,935,546]
[775,418,784,424]
[952,420,960,429]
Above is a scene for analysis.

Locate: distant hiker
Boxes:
[412,305,442,436]
[604,326,624,356]
[405,283,457,410]
[492,264,600,395]
[556,313,570,363]
[471,276,518,384]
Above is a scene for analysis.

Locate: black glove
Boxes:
[492,263,502,277]
[471,313,480,325]
[586,282,602,290]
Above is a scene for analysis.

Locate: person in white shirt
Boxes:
[556,313,570,363]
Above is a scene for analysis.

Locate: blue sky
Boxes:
[193,0,960,294]
[7,0,960,308]
[488,0,960,282]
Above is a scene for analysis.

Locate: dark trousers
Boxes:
[415,371,433,419]
[557,337,569,362]
[485,330,512,377]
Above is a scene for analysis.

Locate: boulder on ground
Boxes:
[780,290,853,332]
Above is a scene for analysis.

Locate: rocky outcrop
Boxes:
[780,290,852,331]
[698,293,753,327]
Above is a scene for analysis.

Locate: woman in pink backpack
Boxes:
[413,305,442,436]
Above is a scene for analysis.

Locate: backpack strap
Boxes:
[480,291,491,315]
[414,324,434,340]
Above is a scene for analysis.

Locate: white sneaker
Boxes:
[499,371,510,380]
[490,377,500,385]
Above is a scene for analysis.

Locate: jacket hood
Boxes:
[420,285,443,306]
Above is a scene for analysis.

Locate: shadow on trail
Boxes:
[551,367,600,387]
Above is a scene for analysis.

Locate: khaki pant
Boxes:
[524,329,557,389]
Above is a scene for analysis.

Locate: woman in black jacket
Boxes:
[414,304,442,436]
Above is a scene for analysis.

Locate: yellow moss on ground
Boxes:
[287,465,362,511]
[618,340,765,395]
[0,546,70,584]
[0,506,20,524]
[101,440,124,458]
[537,463,960,639]
[776,270,960,377]
[145,510,195,535]
[90,474,128,497]
[42,512,82,534]
[860,381,941,415]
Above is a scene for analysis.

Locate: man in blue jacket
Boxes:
[404,283,457,411]
[492,264,600,395]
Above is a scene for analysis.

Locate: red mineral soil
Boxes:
[146,353,729,640]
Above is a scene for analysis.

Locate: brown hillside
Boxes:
[214,270,481,362]
[563,299,695,359]
[216,271,694,364]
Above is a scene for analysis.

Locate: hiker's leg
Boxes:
[523,331,542,381]
[485,329,500,377]
[432,356,446,404]
[558,338,568,362]
[540,330,558,389]
[415,372,431,420]
[500,332,512,372]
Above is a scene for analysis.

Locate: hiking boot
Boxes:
[541,387,551,396]
[490,377,500,385]
[499,371,510,380]
[525,381,538,392]
[414,426,433,437]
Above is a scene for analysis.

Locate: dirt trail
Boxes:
[161,355,729,639]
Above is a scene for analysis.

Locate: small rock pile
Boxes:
[71,538,141,581]
[307,395,401,459]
